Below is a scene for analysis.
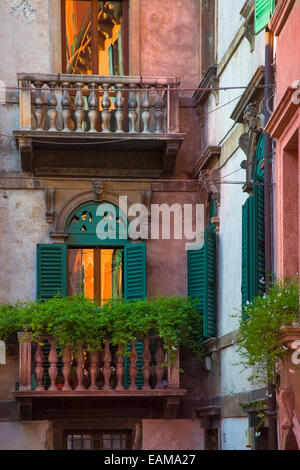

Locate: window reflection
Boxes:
[68,248,123,304]
[65,1,123,75]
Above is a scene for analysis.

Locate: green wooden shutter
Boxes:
[187,227,216,339]
[37,244,67,300]
[204,227,217,338]
[254,135,265,297]
[124,243,146,387]
[255,0,275,35]
[124,243,146,301]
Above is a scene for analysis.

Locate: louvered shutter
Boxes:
[242,198,251,308]
[123,243,146,387]
[124,243,146,301]
[255,0,275,34]
[254,135,265,297]
[37,244,67,300]
[204,227,217,338]
[187,228,216,339]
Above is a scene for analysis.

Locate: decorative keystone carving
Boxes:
[45,187,55,224]
[92,180,104,202]
[198,169,221,207]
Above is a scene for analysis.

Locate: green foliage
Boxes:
[0,295,203,361]
[236,278,299,384]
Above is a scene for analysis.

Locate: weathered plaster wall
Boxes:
[0,421,50,450]
[217,0,246,61]
[0,189,50,303]
[142,419,204,450]
[220,417,249,450]
[140,0,200,89]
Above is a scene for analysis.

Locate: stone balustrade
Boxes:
[17,332,180,394]
[17,73,181,135]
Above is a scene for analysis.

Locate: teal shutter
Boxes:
[255,0,275,35]
[124,243,146,301]
[187,227,217,339]
[254,135,265,297]
[124,243,146,387]
[241,135,265,312]
[242,197,256,310]
[37,244,67,300]
[204,228,217,338]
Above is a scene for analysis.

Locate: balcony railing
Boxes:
[17,73,180,134]
[14,73,184,175]
[16,332,183,396]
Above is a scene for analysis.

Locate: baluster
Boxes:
[142,338,151,390]
[47,81,58,132]
[75,346,85,391]
[115,344,125,391]
[61,82,72,132]
[34,343,44,391]
[74,82,85,132]
[129,341,138,391]
[102,342,112,390]
[128,84,138,133]
[155,339,165,389]
[17,332,32,391]
[141,85,151,134]
[88,350,99,390]
[33,81,44,131]
[48,338,58,391]
[115,84,124,133]
[17,332,32,392]
[154,88,166,133]
[62,345,72,391]
[101,83,112,133]
[88,83,99,133]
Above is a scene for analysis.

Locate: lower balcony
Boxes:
[14,333,186,420]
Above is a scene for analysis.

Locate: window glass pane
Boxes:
[65,0,92,74]
[100,248,123,304]
[98,1,123,75]
[69,248,95,298]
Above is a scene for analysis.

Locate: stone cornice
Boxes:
[265,87,299,138]
[191,145,221,177]
[193,65,219,107]
[268,0,296,36]
[230,66,265,123]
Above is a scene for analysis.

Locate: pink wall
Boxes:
[275,0,300,104]
[142,419,204,450]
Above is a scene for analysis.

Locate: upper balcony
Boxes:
[13,73,185,177]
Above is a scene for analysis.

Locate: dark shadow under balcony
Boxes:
[14,73,185,177]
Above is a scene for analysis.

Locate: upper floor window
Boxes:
[62,0,128,75]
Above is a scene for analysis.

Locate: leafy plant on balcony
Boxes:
[0,295,203,361]
[236,278,299,384]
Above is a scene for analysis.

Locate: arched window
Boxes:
[37,201,146,303]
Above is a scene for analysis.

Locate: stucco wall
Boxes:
[142,419,204,450]
[0,421,50,450]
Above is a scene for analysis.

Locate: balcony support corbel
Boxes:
[163,140,181,175]
[18,137,33,171]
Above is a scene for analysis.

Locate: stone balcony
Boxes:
[14,333,185,420]
[13,73,185,177]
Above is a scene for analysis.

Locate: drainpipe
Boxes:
[264,28,277,451]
